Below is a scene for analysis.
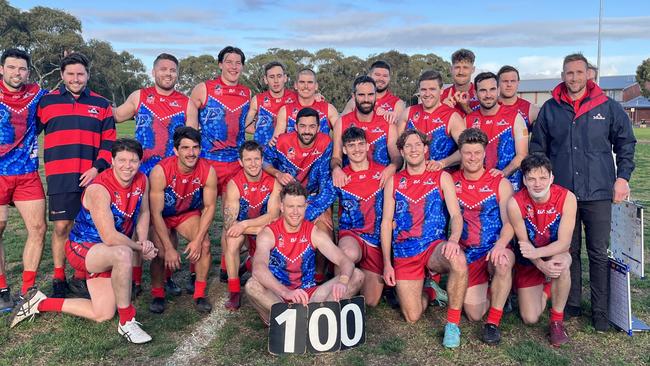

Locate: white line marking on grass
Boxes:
[165,293,230,366]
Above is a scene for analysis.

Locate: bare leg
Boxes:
[14,199,47,272]
[310,268,365,302]
[52,220,73,269]
[244,276,283,324]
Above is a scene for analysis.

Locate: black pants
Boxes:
[567,200,611,316]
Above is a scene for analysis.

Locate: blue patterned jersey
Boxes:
[267,218,317,290]
[284,99,331,134]
[406,103,459,161]
[340,111,391,166]
[254,89,297,147]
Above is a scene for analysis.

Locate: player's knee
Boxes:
[93,308,116,323]
[245,277,262,295]
[201,239,212,255]
[365,295,381,307]
[351,268,365,287]
[30,219,47,238]
[53,223,70,237]
[0,220,7,234]
[449,254,468,273]
[494,261,513,277]
[464,307,483,322]
[402,308,422,324]
[113,246,133,265]
[520,311,540,325]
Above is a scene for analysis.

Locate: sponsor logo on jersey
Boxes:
[169,100,180,107]
[479,185,492,193]
[593,113,605,120]
[88,106,99,115]
[496,119,508,126]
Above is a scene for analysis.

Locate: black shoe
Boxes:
[592,312,610,332]
[503,293,516,314]
[240,271,252,287]
[564,305,582,320]
[482,323,501,345]
[186,273,196,295]
[131,282,142,301]
[149,297,166,314]
[383,287,400,309]
[195,297,212,313]
[219,269,228,283]
[68,278,90,299]
[165,278,182,297]
[51,279,68,298]
[0,288,14,313]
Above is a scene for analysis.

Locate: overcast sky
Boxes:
[14,0,650,79]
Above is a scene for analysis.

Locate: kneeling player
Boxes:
[507,154,576,346]
[453,128,515,344]
[10,139,157,344]
[381,129,468,349]
[335,127,386,306]
[245,182,364,325]
[148,127,217,314]
[223,141,281,310]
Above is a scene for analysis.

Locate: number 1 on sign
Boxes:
[275,308,297,353]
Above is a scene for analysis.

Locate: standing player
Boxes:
[397,70,466,171]
[507,154,576,346]
[331,75,401,187]
[466,72,528,191]
[148,127,217,314]
[341,60,405,124]
[335,127,385,306]
[244,61,297,147]
[497,65,539,131]
[245,182,364,325]
[114,52,198,297]
[272,68,339,137]
[222,141,282,310]
[9,139,157,344]
[38,53,116,298]
[381,129,468,348]
[0,49,48,310]
[452,128,515,344]
[442,49,480,116]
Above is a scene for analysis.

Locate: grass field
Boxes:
[0,125,648,366]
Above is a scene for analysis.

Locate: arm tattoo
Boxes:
[223,207,237,231]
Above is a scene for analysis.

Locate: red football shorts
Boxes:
[339,230,383,275]
[0,171,45,205]
[65,240,111,279]
[394,240,443,281]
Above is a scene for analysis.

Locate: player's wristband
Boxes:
[338,275,350,285]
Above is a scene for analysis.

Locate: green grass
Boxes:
[0,123,648,365]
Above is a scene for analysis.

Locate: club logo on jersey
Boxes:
[380,102,392,111]
[291,108,298,119]
[287,147,295,159]
[87,106,99,115]
[479,185,492,193]
[243,183,249,191]
[526,204,534,218]
[261,185,269,192]
[114,191,122,205]
[413,112,420,121]
[263,96,271,107]
[146,94,155,104]
[278,234,284,248]
[215,85,222,95]
[398,177,407,189]
[455,181,462,194]
[286,97,294,103]
[472,118,480,128]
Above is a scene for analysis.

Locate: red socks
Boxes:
[447,308,462,325]
[37,298,64,313]
[151,287,165,299]
[0,274,7,289]
[228,278,241,294]
[550,308,564,323]
[543,282,552,301]
[21,271,37,295]
[486,307,504,326]
[53,266,66,281]
[117,304,136,325]
[194,280,207,299]
[132,266,142,285]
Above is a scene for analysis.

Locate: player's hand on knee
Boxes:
[184,240,201,263]
[140,240,157,261]
[442,240,461,260]
[331,283,347,301]
[165,250,182,271]
[283,289,309,305]
[227,222,246,237]
[487,246,511,266]
[383,265,396,287]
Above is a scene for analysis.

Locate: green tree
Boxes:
[177,55,218,95]
[637,58,650,98]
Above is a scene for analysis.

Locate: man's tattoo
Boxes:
[223,207,236,230]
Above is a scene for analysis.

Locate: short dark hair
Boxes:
[1,48,30,66]
[418,70,443,88]
[154,53,179,67]
[369,60,391,73]
[218,46,245,65]
[474,72,498,88]
[520,153,553,177]
[563,53,588,69]
[280,181,308,201]
[296,107,319,125]
[342,126,366,145]
[353,75,376,93]
[173,126,202,149]
[397,129,429,151]
[239,140,263,159]
[457,128,488,149]
[60,52,90,73]
[497,65,520,81]
[264,61,285,75]
[451,49,475,65]
[112,138,143,160]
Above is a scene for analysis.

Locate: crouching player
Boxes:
[148,127,217,314]
[452,128,514,344]
[507,153,576,346]
[10,139,157,344]
[223,141,281,310]
[245,182,364,325]
[335,127,386,306]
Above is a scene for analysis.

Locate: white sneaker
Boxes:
[8,288,47,328]
[118,318,152,344]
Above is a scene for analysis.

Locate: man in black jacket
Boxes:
[529,53,636,331]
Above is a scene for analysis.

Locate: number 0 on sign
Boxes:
[268,296,366,355]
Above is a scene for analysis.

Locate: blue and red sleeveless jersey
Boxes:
[337,162,384,246]
[340,111,391,166]
[513,184,569,266]
[263,132,335,221]
[254,89,297,147]
[406,103,458,161]
[392,169,448,258]
[199,78,250,163]
[134,87,189,175]
[441,83,480,116]
[285,99,330,134]
[466,106,522,191]
[69,169,146,244]
[374,91,401,115]
[268,218,317,290]
[452,170,503,263]
[158,156,211,217]
[232,169,275,220]
[0,83,47,175]
[508,97,533,131]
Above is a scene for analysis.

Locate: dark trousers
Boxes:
[568,200,611,316]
